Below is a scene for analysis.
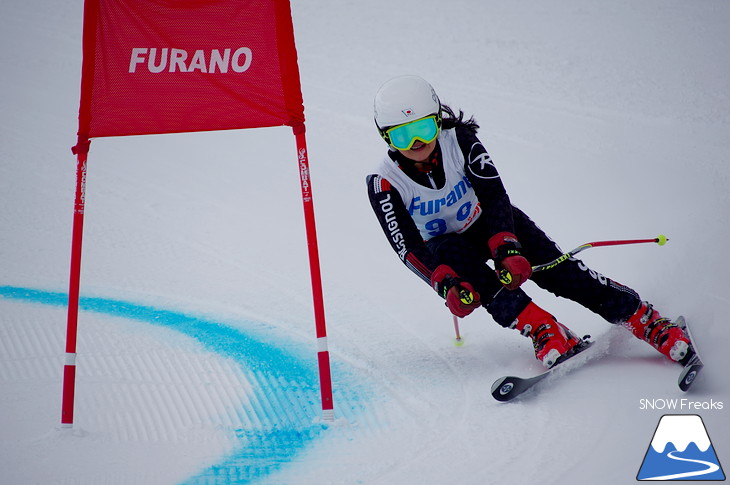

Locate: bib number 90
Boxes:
[424,201,473,237]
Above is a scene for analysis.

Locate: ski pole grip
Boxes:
[457,287,475,305]
[498,269,512,286]
[439,276,475,305]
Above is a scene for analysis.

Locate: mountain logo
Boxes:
[637,414,725,481]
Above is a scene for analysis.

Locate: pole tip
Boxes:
[656,234,668,246]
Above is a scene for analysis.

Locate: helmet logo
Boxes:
[401,108,414,117]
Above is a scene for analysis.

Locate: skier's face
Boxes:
[396,138,437,163]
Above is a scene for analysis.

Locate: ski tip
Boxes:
[490,376,507,395]
[678,353,704,392]
[679,364,703,392]
[491,377,517,402]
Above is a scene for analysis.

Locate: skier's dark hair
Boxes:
[441,104,479,133]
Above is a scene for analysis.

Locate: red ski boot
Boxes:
[623,302,690,363]
[512,302,583,368]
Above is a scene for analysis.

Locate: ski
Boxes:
[490,316,703,402]
[676,316,704,392]
[490,337,595,402]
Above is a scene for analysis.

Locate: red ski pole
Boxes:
[453,315,464,347]
[518,234,667,277]
[498,235,668,285]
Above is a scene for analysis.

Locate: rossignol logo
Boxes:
[128,47,252,73]
[637,414,725,481]
[467,142,499,180]
[379,194,407,260]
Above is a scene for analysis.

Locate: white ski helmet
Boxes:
[374,75,441,130]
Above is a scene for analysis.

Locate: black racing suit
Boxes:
[366,124,641,327]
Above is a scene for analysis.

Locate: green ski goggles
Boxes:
[381,114,441,150]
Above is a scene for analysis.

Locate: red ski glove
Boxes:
[488,232,532,290]
[430,265,482,318]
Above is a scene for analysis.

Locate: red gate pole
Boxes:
[61,136,90,427]
[292,124,334,420]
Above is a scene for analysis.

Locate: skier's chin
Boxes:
[399,140,435,162]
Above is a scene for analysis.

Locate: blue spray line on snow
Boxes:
[0,285,363,484]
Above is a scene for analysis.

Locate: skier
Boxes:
[366,75,694,369]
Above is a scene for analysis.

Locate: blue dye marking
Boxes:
[0,285,361,484]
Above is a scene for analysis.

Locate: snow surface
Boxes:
[2,0,729,484]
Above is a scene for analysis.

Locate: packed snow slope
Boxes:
[1,1,729,484]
